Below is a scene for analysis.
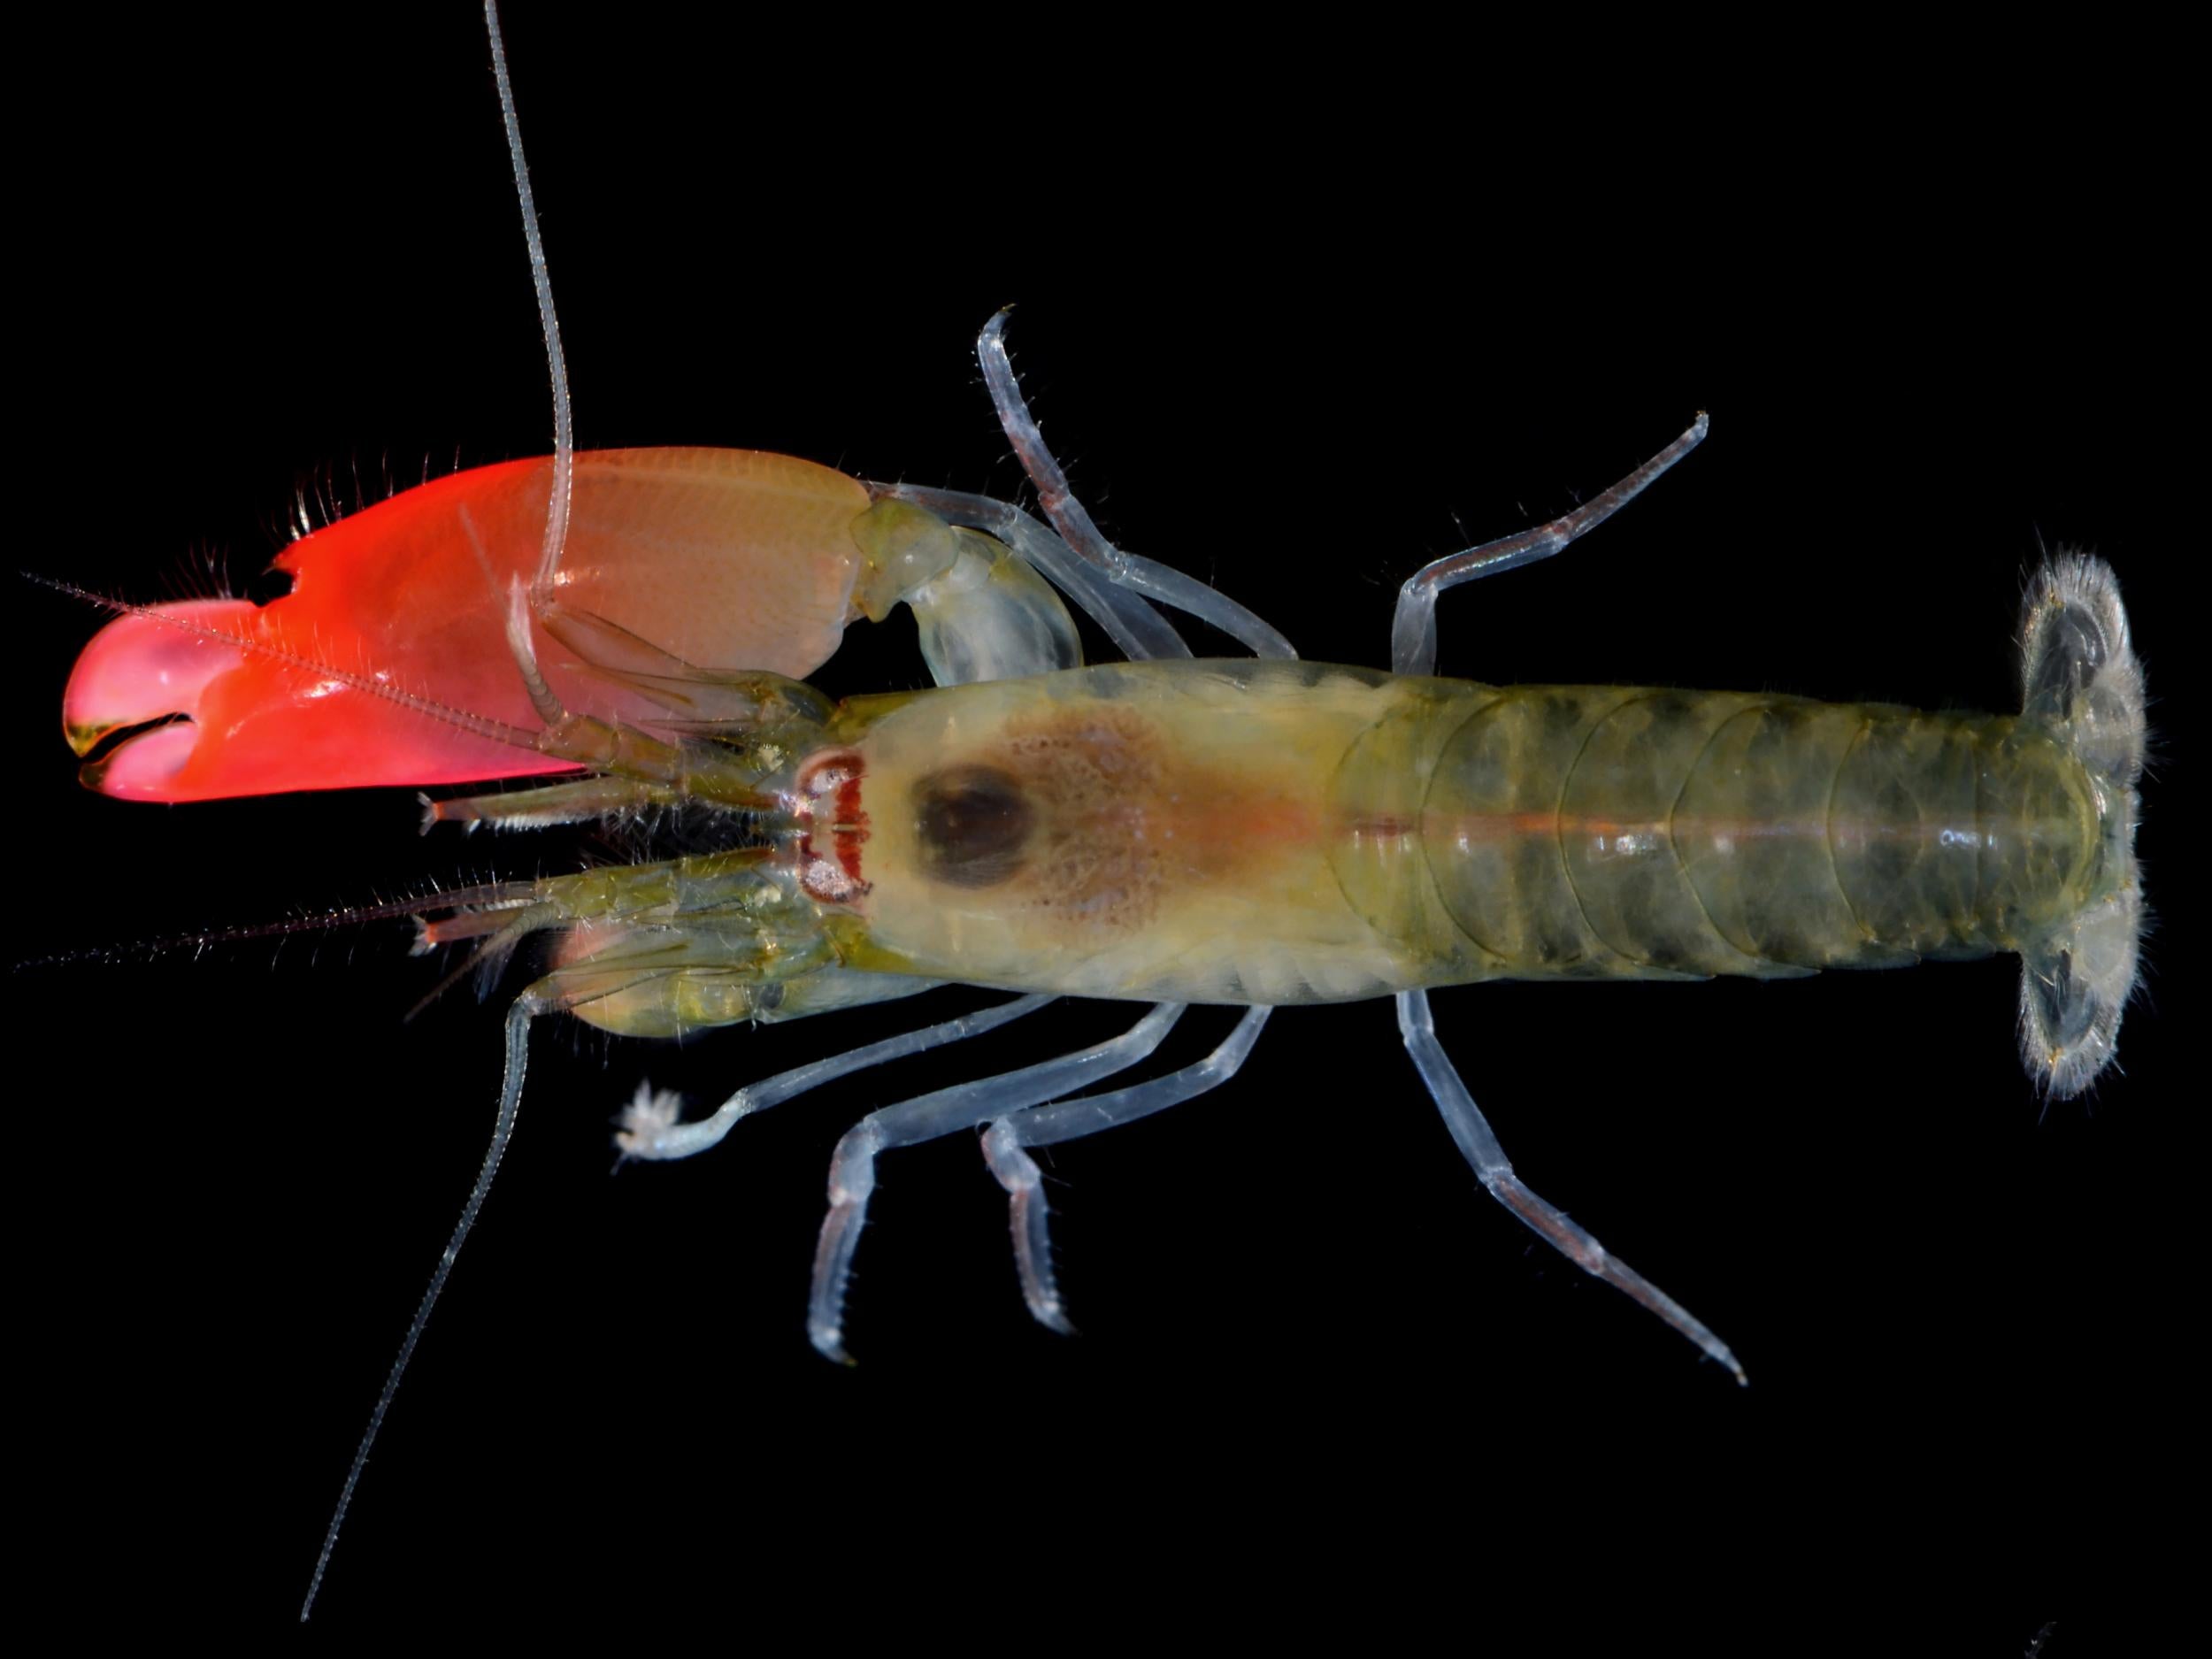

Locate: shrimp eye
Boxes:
[912,764,1032,889]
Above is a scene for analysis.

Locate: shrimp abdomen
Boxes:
[1404,687,2109,982]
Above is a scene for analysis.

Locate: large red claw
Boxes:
[65,448,871,801]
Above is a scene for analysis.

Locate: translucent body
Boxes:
[821,663,2118,1002]
[58,345,2148,1635]
[1333,683,2106,980]
[47,10,2159,1628]
[839,661,1428,1003]
[58,388,2138,1436]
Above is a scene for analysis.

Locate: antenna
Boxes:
[300,1,572,1618]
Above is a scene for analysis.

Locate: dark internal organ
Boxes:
[911,764,1035,888]
[910,703,1327,936]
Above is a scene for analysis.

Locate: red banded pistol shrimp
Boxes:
[23,4,2182,1628]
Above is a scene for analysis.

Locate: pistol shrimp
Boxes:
[21,4,2186,1631]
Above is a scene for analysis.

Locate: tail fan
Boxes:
[2016,554,2147,1096]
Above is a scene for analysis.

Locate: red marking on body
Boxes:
[1343,815,1418,842]
[1210,796,1323,855]
[796,748,871,903]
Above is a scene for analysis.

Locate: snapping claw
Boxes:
[61,449,872,801]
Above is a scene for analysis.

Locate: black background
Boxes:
[17,7,2189,1645]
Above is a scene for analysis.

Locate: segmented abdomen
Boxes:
[1332,685,2104,982]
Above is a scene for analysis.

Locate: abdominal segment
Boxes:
[1406,687,2102,980]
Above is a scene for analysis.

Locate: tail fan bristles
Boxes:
[2016,553,2147,1097]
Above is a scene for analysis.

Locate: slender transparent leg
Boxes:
[881,482,1194,664]
[616,993,1058,1163]
[808,1002,1187,1362]
[1396,989,1745,1382]
[421,777,676,834]
[980,1006,1272,1333]
[1389,414,1708,676]
[972,314,1298,660]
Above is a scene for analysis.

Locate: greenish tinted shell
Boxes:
[1331,684,2108,986]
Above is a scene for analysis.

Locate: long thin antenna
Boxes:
[486,0,574,599]
[17,877,546,972]
[300,990,545,1620]
[299,3,573,1618]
